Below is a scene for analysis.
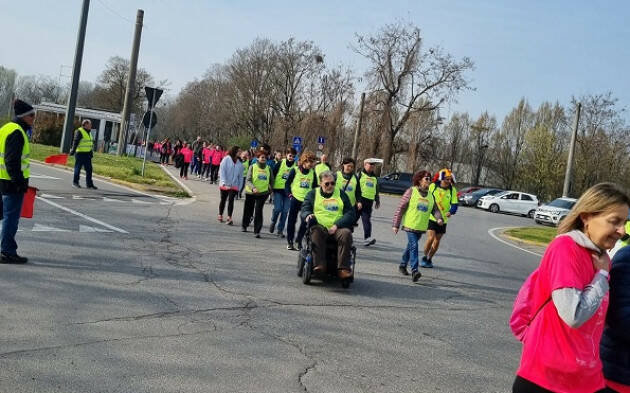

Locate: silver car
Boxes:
[534,197,577,226]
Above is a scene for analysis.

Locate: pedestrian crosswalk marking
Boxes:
[32,224,70,232]
[40,193,64,199]
[103,197,124,203]
[73,195,98,200]
[79,225,114,233]
[131,199,153,205]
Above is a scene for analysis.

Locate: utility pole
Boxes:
[117,9,144,156]
[60,0,90,153]
[562,102,581,197]
[352,92,365,160]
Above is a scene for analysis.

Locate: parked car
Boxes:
[477,191,539,217]
[459,188,504,206]
[378,172,412,194]
[534,197,577,226]
[457,186,481,198]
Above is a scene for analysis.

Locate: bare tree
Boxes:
[353,22,473,170]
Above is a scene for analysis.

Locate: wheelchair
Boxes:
[296,221,357,288]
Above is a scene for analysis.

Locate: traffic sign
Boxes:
[292,136,302,145]
[145,87,163,109]
[318,144,324,151]
[250,140,258,148]
[317,136,326,144]
[293,143,302,153]
[142,111,157,128]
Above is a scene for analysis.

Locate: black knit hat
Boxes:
[14,99,35,118]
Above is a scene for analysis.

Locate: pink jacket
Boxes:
[181,147,194,163]
[211,149,223,166]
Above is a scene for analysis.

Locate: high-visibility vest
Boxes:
[359,172,377,200]
[314,187,344,230]
[76,127,93,153]
[336,171,358,206]
[402,187,434,231]
[290,168,315,202]
[620,221,630,248]
[273,159,293,190]
[429,182,458,224]
[245,164,271,194]
[0,122,30,180]
[242,160,250,177]
[314,162,330,180]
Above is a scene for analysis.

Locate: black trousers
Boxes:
[360,198,374,239]
[202,163,211,178]
[286,197,307,244]
[180,163,189,178]
[512,376,613,393]
[219,189,237,217]
[242,193,268,233]
[210,164,220,183]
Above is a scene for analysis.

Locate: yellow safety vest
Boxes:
[315,162,330,180]
[620,221,630,248]
[0,122,30,180]
[359,172,377,200]
[273,159,293,190]
[245,164,271,194]
[402,187,434,231]
[429,183,458,224]
[336,171,358,206]
[314,188,344,230]
[290,168,315,202]
[242,160,250,177]
[76,127,93,153]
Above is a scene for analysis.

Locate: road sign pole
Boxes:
[141,94,156,177]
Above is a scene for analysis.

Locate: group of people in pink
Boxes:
[156,137,227,181]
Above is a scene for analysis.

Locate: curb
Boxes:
[159,165,195,197]
[487,227,546,257]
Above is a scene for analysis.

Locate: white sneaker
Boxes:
[364,237,376,246]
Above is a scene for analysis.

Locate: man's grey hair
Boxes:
[319,170,335,183]
[81,119,92,126]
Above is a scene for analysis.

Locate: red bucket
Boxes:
[20,186,38,219]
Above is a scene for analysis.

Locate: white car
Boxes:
[477,191,539,217]
[534,197,577,226]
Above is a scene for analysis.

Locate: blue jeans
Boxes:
[73,152,94,187]
[401,231,423,272]
[1,193,24,255]
[286,198,306,244]
[270,190,290,233]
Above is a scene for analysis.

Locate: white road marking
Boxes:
[30,173,61,180]
[487,227,543,257]
[102,197,124,203]
[32,223,70,232]
[73,195,98,200]
[131,199,153,205]
[36,197,129,234]
[40,193,64,199]
[79,225,113,233]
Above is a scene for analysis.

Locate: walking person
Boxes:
[238,150,250,199]
[357,158,380,246]
[0,99,35,264]
[201,142,212,180]
[510,183,630,393]
[70,119,97,189]
[191,136,202,177]
[285,151,317,250]
[335,157,361,215]
[269,147,296,238]
[421,169,458,268]
[159,138,170,165]
[217,146,243,225]
[179,142,193,179]
[210,144,223,184]
[391,171,441,282]
[601,241,630,392]
[241,148,274,238]
[314,153,331,180]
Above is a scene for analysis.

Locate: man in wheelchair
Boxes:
[301,170,356,279]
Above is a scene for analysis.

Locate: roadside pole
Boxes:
[562,103,581,197]
[352,92,365,160]
[141,94,156,177]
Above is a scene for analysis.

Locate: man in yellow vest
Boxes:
[70,119,97,189]
[301,170,355,278]
[0,100,35,264]
[357,158,381,246]
[269,147,296,238]
[241,147,274,238]
[314,154,331,180]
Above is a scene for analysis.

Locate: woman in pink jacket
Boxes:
[210,145,223,184]
[511,183,630,393]
[180,142,193,180]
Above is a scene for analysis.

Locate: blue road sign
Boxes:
[292,136,302,145]
[293,143,302,153]
[250,139,258,148]
[317,136,326,144]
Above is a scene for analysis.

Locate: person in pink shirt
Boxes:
[180,142,193,180]
[202,143,212,181]
[210,144,223,184]
[511,183,630,393]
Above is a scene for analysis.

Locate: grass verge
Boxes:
[30,144,189,197]
[504,226,557,246]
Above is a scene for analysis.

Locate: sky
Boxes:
[2,0,629,122]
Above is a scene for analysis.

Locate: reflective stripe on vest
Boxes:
[429,183,457,224]
[403,187,434,231]
[76,127,93,152]
[290,168,314,202]
[314,188,344,230]
[245,164,271,194]
[273,159,293,190]
[0,122,30,180]
[335,171,357,206]
[359,172,377,200]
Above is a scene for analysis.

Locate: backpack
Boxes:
[509,268,551,342]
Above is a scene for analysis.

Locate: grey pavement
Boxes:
[0,163,542,392]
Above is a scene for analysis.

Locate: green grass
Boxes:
[504,227,557,245]
[30,144,189,197]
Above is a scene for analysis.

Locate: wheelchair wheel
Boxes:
[297,251,305,277]
[341,278,351,289]
[302,256,312,285]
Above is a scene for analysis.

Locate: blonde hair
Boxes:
[557,183,630,234]
[298,151,317,166]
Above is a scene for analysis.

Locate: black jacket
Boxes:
[70,128,93,157]
[0,118,29,194]
[300,187,355,229]
[601,246,630,385]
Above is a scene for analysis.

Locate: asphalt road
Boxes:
[0,164,542,393]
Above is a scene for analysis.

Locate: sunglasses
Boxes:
[323,181,336,186]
